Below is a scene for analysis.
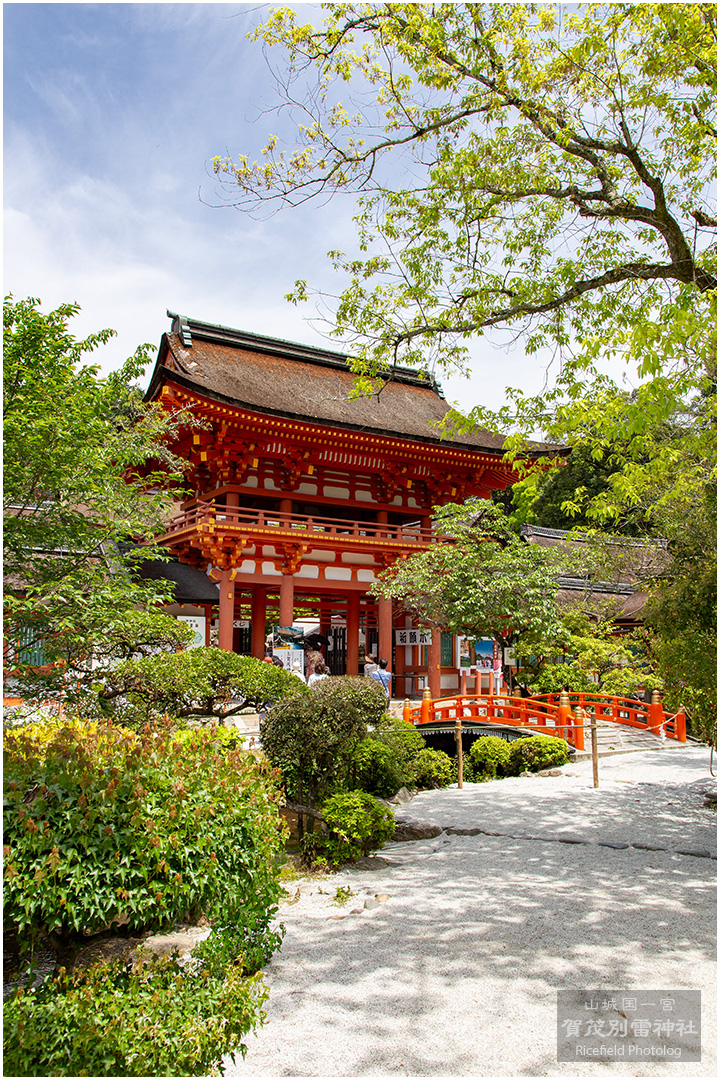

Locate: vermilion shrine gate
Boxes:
[146,314,525,698]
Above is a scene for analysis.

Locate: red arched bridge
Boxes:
[402,690,686,751]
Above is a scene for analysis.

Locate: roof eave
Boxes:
[148,366,518,457]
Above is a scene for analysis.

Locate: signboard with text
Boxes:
[177,615,206,649]
[394,629,432,646]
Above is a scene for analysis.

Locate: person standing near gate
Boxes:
[371,658,392,700]
[364,653,378,678]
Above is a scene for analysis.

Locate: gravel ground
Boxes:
[223,746,716,1078]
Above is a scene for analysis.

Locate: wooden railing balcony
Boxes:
[159,500,447,555]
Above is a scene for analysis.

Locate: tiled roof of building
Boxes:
[146,314,555,454]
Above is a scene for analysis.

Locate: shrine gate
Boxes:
[146,314,526,697]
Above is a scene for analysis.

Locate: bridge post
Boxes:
[573,706,585,753]
[589,707,599,788]
[420,687,432,725]
[674,710,687,742]
[649,688,665,737]
[461,670,467,696]
[558,690,572,745]
[403,698,413,725]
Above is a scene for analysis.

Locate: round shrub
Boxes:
[3,951,268,1077]
[262,676,386,807]
[506,733,571,775]
[3,720,286,958]
[370,716,426,774]
[468,735,511,780]
[348,738,405,798]
[313,676,389,727]
[322,790,396,863]
[412,747,455,789]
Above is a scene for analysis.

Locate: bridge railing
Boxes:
[402,690,686,748]
[531,692,685,742]
[402,693,584,748]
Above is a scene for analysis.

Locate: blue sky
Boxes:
[4,1,564,412]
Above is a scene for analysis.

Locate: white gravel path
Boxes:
[223,746,716,1077]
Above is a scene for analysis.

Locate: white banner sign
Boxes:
[394,629,432,646]
[177,615,206,649]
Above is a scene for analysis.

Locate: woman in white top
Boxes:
[363,653,378,678]
[307,659,330,687]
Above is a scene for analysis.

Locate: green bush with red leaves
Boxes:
[3,718,287,1075]
[3,954,269,1077]
[3,719,286,960]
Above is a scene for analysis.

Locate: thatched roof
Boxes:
[146,314,553,455]
[137,559,219,603]
[521,524,669,623]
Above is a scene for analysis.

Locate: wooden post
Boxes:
[648,688,665,737]
[428,629,442,699]
[346,591,360,676]
[420,687,432,725]
[455,717,463,788]
[279,572,294,628]
[218,569,235,652]
[461,670,467,696]
[403,698,413,725]
[574,705,584,757]
[674,709,687,743]
[393,619,406,693]
[589,707,599,788]
[558,689,571,745]
[378,597,393,669]
[250,586,268,658]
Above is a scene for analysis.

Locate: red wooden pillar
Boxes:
[394,613,406,694]
[250,586,268,658]
[428,629,442,699]
[279,573,294,628]
[378,597,393,669]
[218,570,236,652]
[346,592,360,676]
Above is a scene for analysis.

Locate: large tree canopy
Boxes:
[217,4,715,354]
[215,4,715,732]
[216,3,716,525]
[372,501,568,683]
[3,296,192,693]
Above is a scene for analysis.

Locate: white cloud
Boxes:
[4,3,637,419]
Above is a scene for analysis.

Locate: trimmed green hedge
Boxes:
[261,676,387,806]
[412,747,455,789]
[300,790,395,868]
[468,735,511,779]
